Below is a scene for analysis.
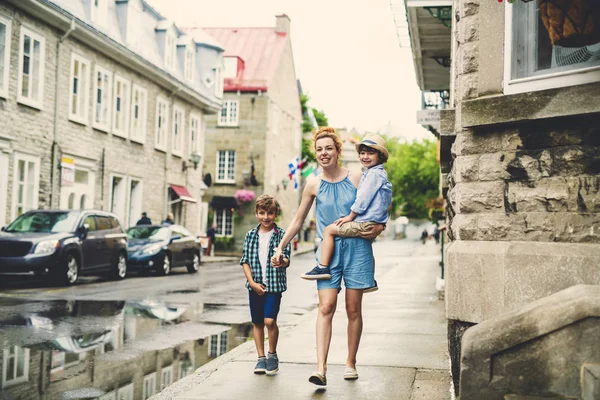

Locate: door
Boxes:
[169,227,186,266]
[80,215,102,270]
[94,215,113,268]
[0,152,8,227]
[60,167,95,210]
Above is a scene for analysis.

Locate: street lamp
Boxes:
[182,151,202,172]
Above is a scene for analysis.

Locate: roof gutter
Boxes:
[7,0,222,113]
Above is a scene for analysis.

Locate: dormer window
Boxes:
[165,32,176,71]
[91,0,107,27]
[215,67,223,97]
[184,47,195,82]
[223,57,238,79]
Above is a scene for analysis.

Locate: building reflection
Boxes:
[0,300,252,399]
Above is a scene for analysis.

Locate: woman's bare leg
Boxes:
[316,288,338,375]
[345,288,364,368]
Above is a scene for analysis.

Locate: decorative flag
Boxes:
[302,165,315,178]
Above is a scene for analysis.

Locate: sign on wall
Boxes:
[61,156,75,186]
[416,109,441,129]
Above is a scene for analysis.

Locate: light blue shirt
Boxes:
[351,165,393,224]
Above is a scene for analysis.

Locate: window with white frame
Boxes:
[505,2,600,94]
[208,331,229,357]
[113,75,130,137]
[142,373,156,399]
[98,392,116,400]
[165,32,176,71]
[189,114,202,156]
[215,208,233,237]
[2,346,30,388]
[155,96,169,151]
[130,84,147,143]
[12,153,40,220]
[216,150,235,183]
[18,26,45,109]
[110,174,127,226]
[117,383,133,400]
[69,53,91,124]
[214,67,223,97]
[223,57,237,79]
[218,100,238,127]
[91,0,108,27]
[0,16,12,99]
[172,106,184,156]
[93,65,112,131]
[161,366,173,389]
[184,47,195,82]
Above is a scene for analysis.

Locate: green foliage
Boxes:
[302,138,317,163]
[215,237,235,251]
[385,138,440,219]
[300,93,329,163]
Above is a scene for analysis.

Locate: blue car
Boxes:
[126,225,201,275]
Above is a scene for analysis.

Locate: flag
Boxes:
[302,165,314,177]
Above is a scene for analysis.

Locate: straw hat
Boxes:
[355,133,389,160]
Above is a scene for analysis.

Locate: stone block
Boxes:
[453,128,504,156]
[505,149,552,181]
[582,364,600,400]
[450,213,478,240]
[452,155,479,183]
[459,14,479,44]
[479,152,512,181]
[553,212,600,243]
[507,178,580,212]
[462,0,480,18]
[460,42,479,75]
[578,176,600,213]
[459,285,600,400]
[459,73,478,101]
[454,181,505,213]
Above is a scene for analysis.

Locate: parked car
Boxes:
[126,224,201,275]
[0,210,128,285]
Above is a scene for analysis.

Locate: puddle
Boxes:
[0,299,253,399]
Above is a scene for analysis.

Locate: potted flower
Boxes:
[504,0,600,47]
[234,189,256,205]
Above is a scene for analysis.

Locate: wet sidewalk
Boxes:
[155,239,451,400]
[202,241,315,264]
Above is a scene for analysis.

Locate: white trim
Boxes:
[116,383,133,400]
[11,153,40,221]
[215,66,223,98]
[215,150,236,184]
[127,177,143,228]
[143,372,156,399]
[112,74,130,138]
[406,0,452,7]
[172,105,184,157]
[188,113,202,158]
[2,346,30,388]
[217,100,239,127]
[92,64,112,132]
[68,53,91,125]
[17,25,46,110]
[0,16,12,99]
[155,96,169,152]
[184,47,195,83]
[161,365,173,388]
[109,172,127,226]
[214,208,234,238]
[130,84,148,144]
[503,4,600,95]
[165,32,176,71]
[90,0,108,28]
[0,151,8,227]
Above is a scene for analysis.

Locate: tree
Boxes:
[300,93,329,163]
[385,138,439,219]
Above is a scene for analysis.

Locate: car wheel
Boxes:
[112,252,127,280]
[187,252,200,273]
[157,253,171,276]
[54,253,79,286]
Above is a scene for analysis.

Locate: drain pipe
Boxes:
[49,19,76,209]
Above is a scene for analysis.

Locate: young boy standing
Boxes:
[301,133,392,293]
[240,194,291,375]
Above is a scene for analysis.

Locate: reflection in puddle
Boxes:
[0,300,252,399]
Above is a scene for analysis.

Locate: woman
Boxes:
[272,127,384,385]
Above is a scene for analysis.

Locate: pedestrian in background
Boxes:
[240,194,291,376]
[136,212,152,226]
[272,127,384,386]
[206,223,217,256]
[162,212,174,225]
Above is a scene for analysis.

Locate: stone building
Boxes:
[401,0,600,397]
[0,0,224,233]
[187,16,303,250]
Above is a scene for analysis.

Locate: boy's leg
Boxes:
[264,293,282,375]
[301,224,337,280]
[249,291,268,374]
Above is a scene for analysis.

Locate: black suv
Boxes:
[0,210,128,285]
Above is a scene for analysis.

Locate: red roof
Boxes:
[199,27,287,92]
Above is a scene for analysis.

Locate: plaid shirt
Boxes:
[240,223,291,293]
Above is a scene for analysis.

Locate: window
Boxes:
[184,47,195,82]
[12,153,40,220]
[143,373,156,399]
[505,2,600,94]
[218,100,238,127]
[216,150,235,183]
[214,67,223,97]
[69,53,90,124]
[155,96,169,151]
[215,208,233,237]
[172,106,184,156]
[117,383,133,400]
[130,84,147,143]
[98,392,116,400]
[91,0,108,27]
[208,331,229,357]
[2,346,29,388]
[127,178,142,228]
[223,57,237,79]
[112,75,130,138]
[161,366,173,389]
[189,114,202,157]
[110,174,127,225]
[93,65,112,132]
[18,26,45,109]
[165,33,176,70]
[0,16,12,98]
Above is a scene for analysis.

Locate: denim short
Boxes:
[248,291,282,324]
[316,237,374,291]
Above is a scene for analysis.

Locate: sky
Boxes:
[147,0,430,142]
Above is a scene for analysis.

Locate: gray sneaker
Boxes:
[266,354,279,375]
[254,357,267,374]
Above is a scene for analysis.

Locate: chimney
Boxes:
[275,14,291,34]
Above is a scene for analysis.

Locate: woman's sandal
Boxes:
[309,371,327,386]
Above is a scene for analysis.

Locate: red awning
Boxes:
[169,184,197,203]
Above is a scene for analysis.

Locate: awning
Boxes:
[169,184,197,203]
[210,196,237,209]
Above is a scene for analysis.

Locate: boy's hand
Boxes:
[334,215,353,226]
[251,282,267,296]
[271,247,284,268]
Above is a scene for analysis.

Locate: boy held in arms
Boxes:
[240,194,291,375]
[301,133,392,292]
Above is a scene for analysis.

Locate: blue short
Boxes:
[248,291,282,324]
[316,237,375,291]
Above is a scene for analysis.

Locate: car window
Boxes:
[6,212,79,233]
[96,216,112,231]
[83,215,98,231]
[109,217,122,231]
[179,227,193,238]
[171,229,182,238]
[126,226,169,240]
